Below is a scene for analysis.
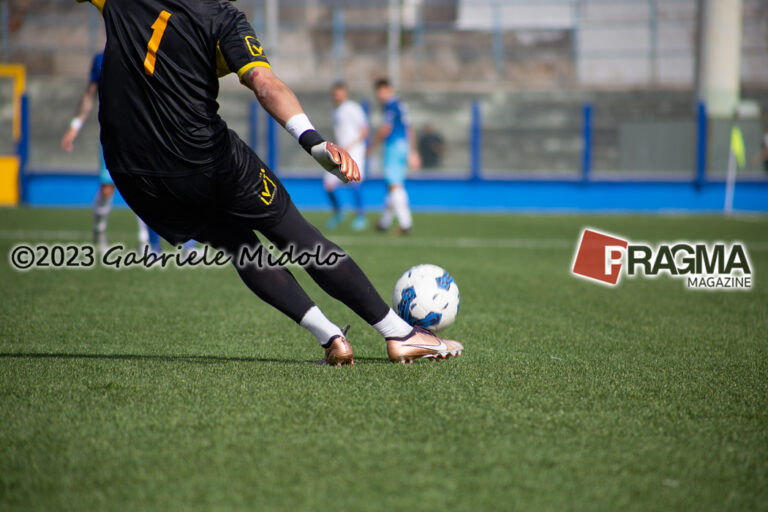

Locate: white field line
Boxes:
[0,229,91,240]
[331,236,572,249]
[1,229,767,251]
[335,237,768,251]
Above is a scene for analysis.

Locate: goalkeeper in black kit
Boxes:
[77,0,463,364]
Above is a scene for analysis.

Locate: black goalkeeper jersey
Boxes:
[79,0,270,176]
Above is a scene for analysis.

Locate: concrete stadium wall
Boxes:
[5,0,767,89]
[19,78,768,177]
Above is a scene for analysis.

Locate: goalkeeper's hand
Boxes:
[294,124,360,183]
[309,141,361,184]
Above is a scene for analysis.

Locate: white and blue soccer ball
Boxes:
[392,264,460,332]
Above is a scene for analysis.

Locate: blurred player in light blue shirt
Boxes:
[369,78,419,234]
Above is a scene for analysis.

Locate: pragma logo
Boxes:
[571,228,753,290]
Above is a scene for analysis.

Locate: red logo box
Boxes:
[572,229,629,285]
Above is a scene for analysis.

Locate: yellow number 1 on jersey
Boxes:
[144,10,172,76]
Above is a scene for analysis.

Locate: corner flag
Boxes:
[724,124,746,215]
[730,125,746,168]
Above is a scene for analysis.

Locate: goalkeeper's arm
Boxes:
[241,66,360,183]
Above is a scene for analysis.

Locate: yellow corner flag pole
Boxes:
[724,125,745,215]
[0,64,26,206]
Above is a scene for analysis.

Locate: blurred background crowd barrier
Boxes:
[0,0,766,195]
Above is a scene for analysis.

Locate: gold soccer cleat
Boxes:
[386,326,463,363]
[320,325,354,367]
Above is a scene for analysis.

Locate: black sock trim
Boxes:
[385,328,416,342]
[323,324,350,348]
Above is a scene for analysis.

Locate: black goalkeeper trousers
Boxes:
[196,200,390,326]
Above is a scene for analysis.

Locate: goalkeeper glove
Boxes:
[299,129,360,184]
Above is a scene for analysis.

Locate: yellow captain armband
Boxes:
[236,61,271,83]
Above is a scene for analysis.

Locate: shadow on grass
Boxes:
[1,352,309,366]
[0,352,393,365]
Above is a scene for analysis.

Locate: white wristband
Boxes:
[70,118,84,132]
[285,113,315,141]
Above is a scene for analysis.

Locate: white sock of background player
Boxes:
[391,186,412,230]
[137,219,149,247]
[379,191,395,228]
[93,191,113,236]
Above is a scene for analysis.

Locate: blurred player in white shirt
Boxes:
[325,82,369,231]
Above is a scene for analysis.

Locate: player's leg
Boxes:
[391,185,412,234]
[148,226,162,253]
[389,141,412,233]
[196,219,353,365]
[137,219,150,250]
[214,137,458,362]
[349,148,367,231]
[260,200,413,336]
[379,141,411,232]
[378,190,394,231]
[137,219,162,253]
[323,173,343,229]
[261,200,462,362]
[93,184,114,253]
[94,148,114,252]
[110,169,353,364]
[350,183,367,231]
[378,144,396,231]
[196,221,313,326]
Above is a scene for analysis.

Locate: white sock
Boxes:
[299,306,343,347]
[379,192,394,228]
[372,309,413,339]
[93,191,113,234]
[392,187,412,230]
[137,219,149,245]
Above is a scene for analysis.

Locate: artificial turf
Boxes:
[1,207,766,511]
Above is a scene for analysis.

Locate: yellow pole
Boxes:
[0,64,26,206]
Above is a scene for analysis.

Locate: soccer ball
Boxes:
[392,264,460,332]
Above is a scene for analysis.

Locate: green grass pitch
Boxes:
[1,207,766,511]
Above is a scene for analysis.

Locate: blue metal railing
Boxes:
[18,94,30,202]
[249,97,721,185]
[581,103,592,182]
[695,101,708,188]
[470,100,482,181]
[267,112,279,173]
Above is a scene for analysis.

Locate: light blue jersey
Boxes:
[383,97,410,146]
[98,146,111,185]
[90,53,113,186]
[382,97,411,186]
